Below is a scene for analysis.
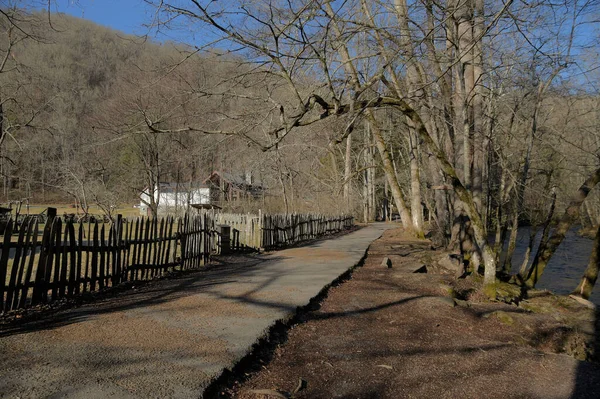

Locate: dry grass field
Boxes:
[19,204,142,219]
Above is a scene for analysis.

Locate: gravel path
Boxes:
[0,224,392,399]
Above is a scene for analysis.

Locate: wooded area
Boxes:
[1,1,600,298]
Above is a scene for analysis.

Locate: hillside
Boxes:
[0,11,344,216]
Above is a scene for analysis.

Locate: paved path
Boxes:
[0,223,392,398]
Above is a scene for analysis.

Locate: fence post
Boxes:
[217,224,231,255]
[32,211,56,305]
[258,209,263,250]
[0,219,14,311]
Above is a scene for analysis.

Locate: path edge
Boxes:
[202,231,384,398]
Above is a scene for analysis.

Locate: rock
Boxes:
[519,299,558,314]
[495,282,523,304]
[526,289,553,298]
[568,294,596,310]
[436,254,464,277]
[381,257,392,268]
[484,310,515,325]
[413,265,428,273]
[564,331,594,361]
[453,299,470,308]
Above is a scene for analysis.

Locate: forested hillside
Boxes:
[0,10,343,216]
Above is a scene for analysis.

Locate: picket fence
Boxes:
[215,213,262,251]
[212,212,354,250]
[0,214,212,313]
[261,214,354,249]
[1,212,354,313]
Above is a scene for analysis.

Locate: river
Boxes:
[504,227,599,306]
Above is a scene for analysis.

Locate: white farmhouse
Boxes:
[139,182,210,216]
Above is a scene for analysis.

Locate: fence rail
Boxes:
[211,212,354,250]
[1,211,354,313]
[215,213,262,251]
[261,214,354,249]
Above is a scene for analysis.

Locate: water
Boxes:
[504,227,599,306]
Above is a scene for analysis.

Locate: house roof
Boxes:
[157,182,208,194]
[204,171,264,189]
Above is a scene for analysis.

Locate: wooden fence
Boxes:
[213,212,354,251]
[1,211,354,312]
[215,213,262,251]
[262,214,354,250]
[0,213,212,313]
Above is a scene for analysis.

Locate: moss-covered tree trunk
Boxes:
[389,97,496,290]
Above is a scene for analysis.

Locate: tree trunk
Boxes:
[472,0,485,215]
[503,211,519,273]
[325,1,414,230]
[367,113,413,228]
[409,129,424,234]
[368,132,376,221]
[329,146,340,195]
[363,124,373,222]
[455,1,474,191]
[428,156,450,245]
[572,224,600,300]
[276,155,290,215]
[526,167,600,287]
[363,160,369,223]
[493,165,508,262]
[518,226,537,276]
[521,187,556,279]
[344,133,352,207]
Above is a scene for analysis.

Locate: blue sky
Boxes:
[46,0,222,47]
[50,0,151,35]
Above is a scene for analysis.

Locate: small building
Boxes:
[139,172,265,216]
[203,171,265,203]
[139,182,210,216]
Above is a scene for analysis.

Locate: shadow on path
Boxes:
[0,254,289,337]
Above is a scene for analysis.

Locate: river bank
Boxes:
[225,228,600,398]
[501,227,599,306]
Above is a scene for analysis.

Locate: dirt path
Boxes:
[0,224,392,399]
[229,228,600,399]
